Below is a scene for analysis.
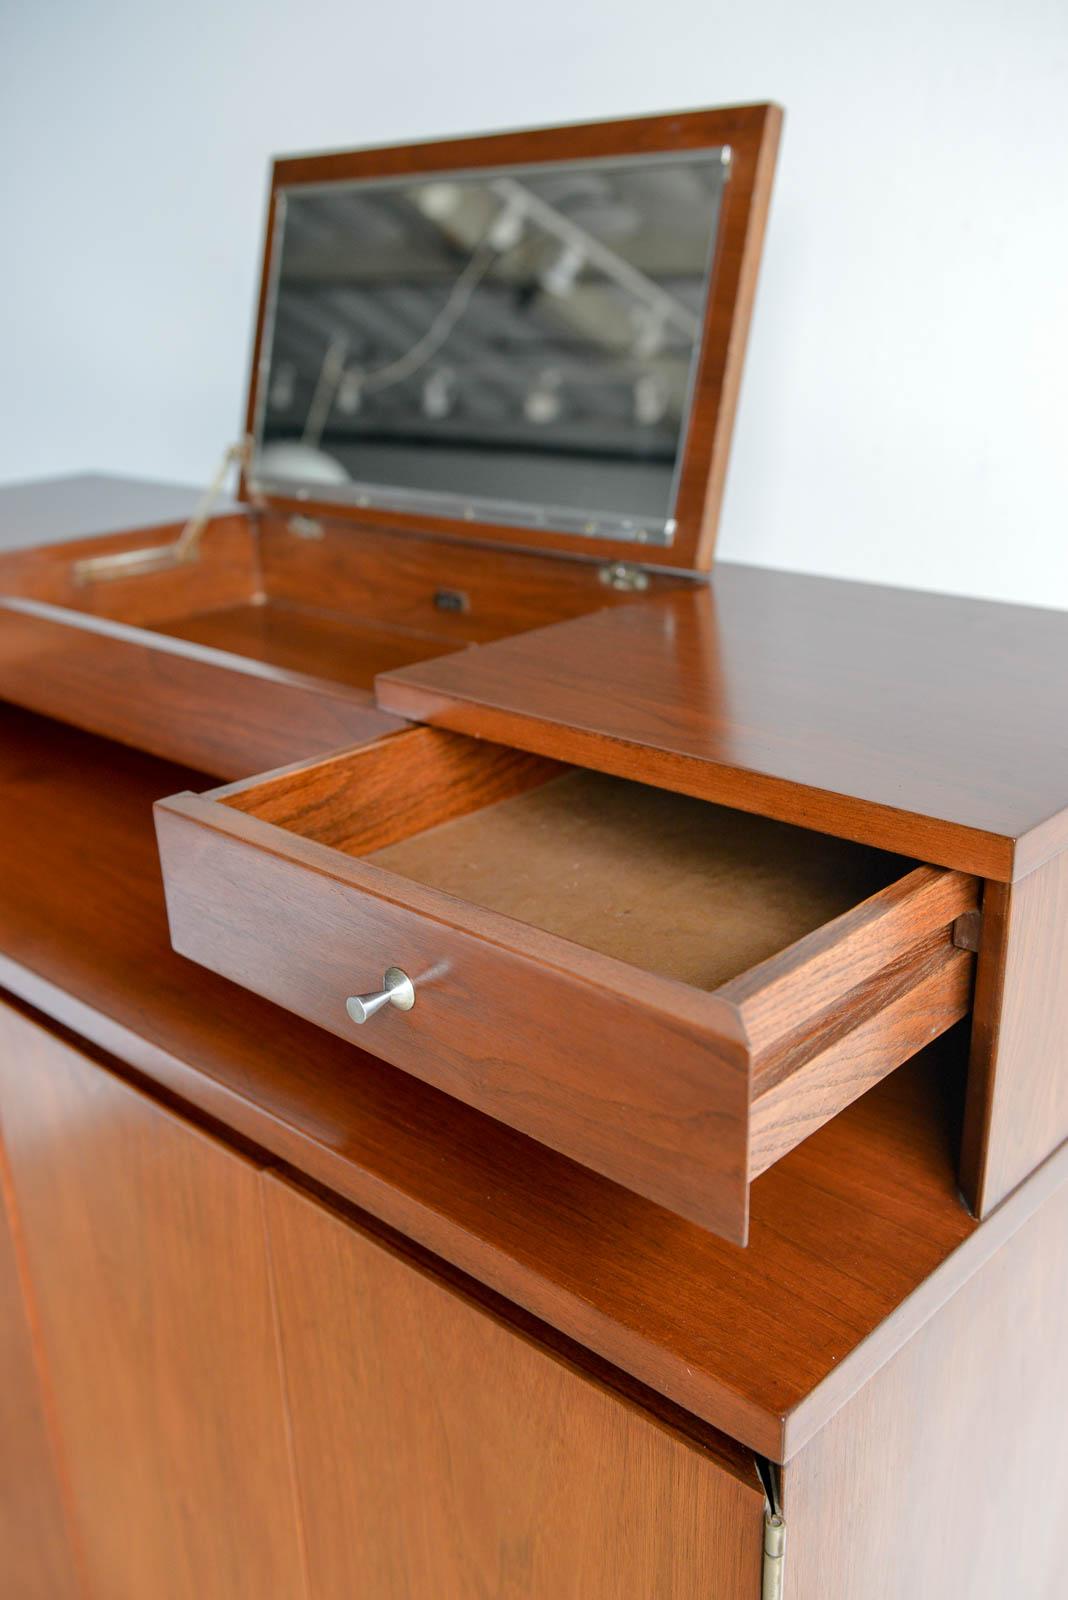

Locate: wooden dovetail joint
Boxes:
[952,910,982,953]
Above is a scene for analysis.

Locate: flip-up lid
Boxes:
[242,104,781,574]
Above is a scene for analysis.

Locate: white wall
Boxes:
[2,0,1066,607]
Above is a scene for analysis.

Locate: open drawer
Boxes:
[155,726,979,1242]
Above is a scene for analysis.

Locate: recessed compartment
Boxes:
[155,726,978,1242]
[0,512,645,778]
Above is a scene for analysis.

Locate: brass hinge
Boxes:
[286,514,325,540]
[762,1507,786,1599]
[756,1458,786,1600]
[598,561,650,593]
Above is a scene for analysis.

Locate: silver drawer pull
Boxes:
[345,966,415,1025]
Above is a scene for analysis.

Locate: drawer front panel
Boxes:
[156,799,753,1240]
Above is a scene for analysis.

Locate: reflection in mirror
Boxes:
[251,150,730,546]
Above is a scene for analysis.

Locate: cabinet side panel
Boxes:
[0,1124,83,1598]
[963,850,1068,1212]
[0,1004,308,1600]
[263,1174,765,1600]
[784,1171,1068,1598]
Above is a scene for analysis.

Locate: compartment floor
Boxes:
[367,769,903,990]
[156,600,459,690]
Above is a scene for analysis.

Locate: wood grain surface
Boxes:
[0,1115,83,1599]
[158,728,973,1237]
[962,850,1068,1214]
[0,1002,309,1600]
[0,595,404,778]
[358,763,901,985]
[155,598,465,687]
[157,789,755,1240]
[215,722,565,856]
[783,1152,1068,1598]
[0,482,673,780]
[265,1174,764,1599]
[257,512,684,640]
[749,939,974,1176]
[377,571,1068,881]
[0,706,990,1458]
[0,510,257,623]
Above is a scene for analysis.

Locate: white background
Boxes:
[1,0,1065,606]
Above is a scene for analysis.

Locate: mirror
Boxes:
[249,148,731,547]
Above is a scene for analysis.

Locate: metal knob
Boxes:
[345,966,415,1025]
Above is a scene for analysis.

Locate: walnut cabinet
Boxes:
[0,1004,765,1599]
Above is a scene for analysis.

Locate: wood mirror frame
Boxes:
[240,103,783,574]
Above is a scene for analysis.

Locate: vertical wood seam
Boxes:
[960,878,1013,1215]
[258,1170,315,1600]
[0,1117,93,1598]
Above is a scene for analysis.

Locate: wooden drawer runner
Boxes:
[155,727,978,1242]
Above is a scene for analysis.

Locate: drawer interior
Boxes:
[363,768,903,991]
[217,726,968,1018]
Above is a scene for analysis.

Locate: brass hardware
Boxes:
[345,967,416,1025]
[72,438,252,584]
[756,1456,785,1600]
[598,561,650,593]
[287,514,324,540]
[762,1510,786,1600]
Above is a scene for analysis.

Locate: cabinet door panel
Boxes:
[0,1004,307,1600]
[265,1174,763,1600]
[0,1137,82,1598]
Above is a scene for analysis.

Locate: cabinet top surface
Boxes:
[5,472,1068,881]
[0,700,987,1463]
[379,567,1068,881]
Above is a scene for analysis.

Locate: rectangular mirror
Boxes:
[244,108,781,572]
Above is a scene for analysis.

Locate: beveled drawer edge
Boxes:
[749,941,974,1178]
[720,865,978,1061]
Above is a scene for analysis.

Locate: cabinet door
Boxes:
[0,1004,307,1600]
[264,1174,764,1600]
[0,1135,82,1598]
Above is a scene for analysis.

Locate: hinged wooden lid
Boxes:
[241,104,781,574]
